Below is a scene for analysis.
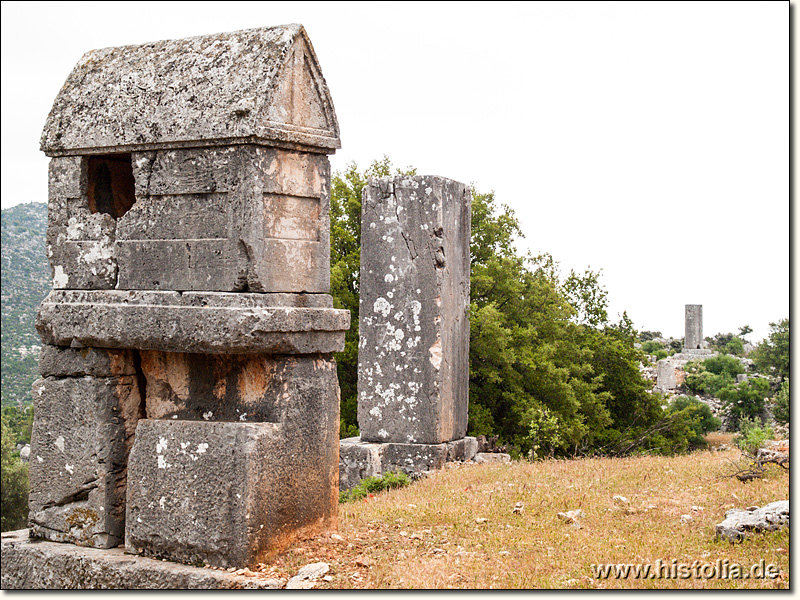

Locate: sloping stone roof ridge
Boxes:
[41,24,340,155]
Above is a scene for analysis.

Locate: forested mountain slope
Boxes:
[1,202,50,407]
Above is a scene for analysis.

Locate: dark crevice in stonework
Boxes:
[88,154,136,219]
[40,484,96,511]
[132,350,148,422]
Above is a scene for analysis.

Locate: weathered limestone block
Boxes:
[39,345,136,378]
[28,368,142,548]
[338,436,478,490]
[37,290,349,355]
[338,437,382,491]
[381,443,449,475]
[0,530,281,589]
[126,355,339,567]
[446,436,479,462]
[127,415,338,566]
[358,176,471,444]
[715,501,789,542]
[117,146,331,293]
[139,351,327,423]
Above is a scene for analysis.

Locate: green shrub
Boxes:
[771,379,789,426]
[703,355,745,377]
[667,396,721,446]
[641,340,664,355]
[339,471,412,503]
[720,377,770,427]
[734,417,773,455]
[653,350,668,361]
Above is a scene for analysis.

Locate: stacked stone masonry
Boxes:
[23,24,350,575]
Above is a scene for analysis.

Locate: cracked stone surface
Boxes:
[28,355,142,549]
[357,176,471,445]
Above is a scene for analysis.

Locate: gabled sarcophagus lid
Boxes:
[41,24,340,156]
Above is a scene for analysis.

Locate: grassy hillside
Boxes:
[1,202,50,407]
[259,441,788,589]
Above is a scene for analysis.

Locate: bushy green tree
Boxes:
[667,396,721,447]
[752,319,789,381]
[771,379,789,426]
[1,416,29,531]
[719,377,770,426]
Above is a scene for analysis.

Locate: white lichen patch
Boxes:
[202,411,213,420]
[373,297,392,317]
[64,464,74,475]
[384,273,394,283]
[53,265,69,288]
[197,443,209,454]
[54,436,65,452]
[369,406,382,418]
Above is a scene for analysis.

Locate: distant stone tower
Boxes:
[685,304,703,350]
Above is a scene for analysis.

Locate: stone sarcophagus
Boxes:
[29,25,349,568]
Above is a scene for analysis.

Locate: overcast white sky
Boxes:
[0,1,789,343]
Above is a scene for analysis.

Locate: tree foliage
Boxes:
[1,415,29,531]
[751,318,789,381]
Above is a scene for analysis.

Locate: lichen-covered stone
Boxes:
[28,373,142,549]
[127,354,339,567]
[338,437,382,491]
[41,25,340,155]
[358,176,471,444]
[36,290,349,354]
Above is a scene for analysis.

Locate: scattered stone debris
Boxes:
[512,502,524,514]
[716,501,789,542]
[286,562,330,589]
[612,495,629,506]
[557,510,584,524]
[680,514,693,524]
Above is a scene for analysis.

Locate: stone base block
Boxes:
[28,371,141,549]
[338,436,477,490]
[339,437,382,491]
[446,436,478,462]
[0,529,280,589]
[126,419,337,568]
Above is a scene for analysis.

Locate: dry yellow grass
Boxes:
[267,446,789,589]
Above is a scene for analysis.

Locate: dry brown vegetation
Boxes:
[262,442,789,589]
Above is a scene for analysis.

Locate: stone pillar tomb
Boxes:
[28,25,349,568]
[685,304,704,350]
[339,176,476,489]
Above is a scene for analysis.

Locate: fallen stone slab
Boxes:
[715,500,789,542]
[0,529,281,589]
